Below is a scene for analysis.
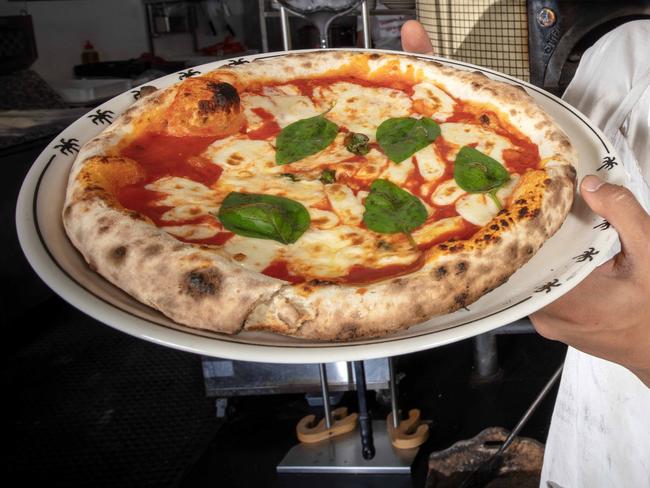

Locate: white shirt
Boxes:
[541,20,650,488]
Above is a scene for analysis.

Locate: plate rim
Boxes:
[16,48,620,363]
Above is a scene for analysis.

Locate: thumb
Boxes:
[581,174,650,257]
[401,20,434,55]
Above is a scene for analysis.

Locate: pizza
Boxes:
[62,51,576,340]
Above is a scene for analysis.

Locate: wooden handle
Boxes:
[296,406,358,444]
[387,408,429,449]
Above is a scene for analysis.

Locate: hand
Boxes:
[531,175,650,387]
[400,20,434,55]
[399,21,650,387]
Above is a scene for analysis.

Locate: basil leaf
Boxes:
[319,168,336,184]
[376,117,441,163]
[453,146,510,194]
[217,192,310,244]
[363,179,427,246]
[344,132,370,156]
[275,114,338,165]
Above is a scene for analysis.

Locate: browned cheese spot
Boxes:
[518,206,529,218]
[143,244,163,256]
[479,114,490,125]
[139,85,157,98]
[454,292,468,307]
[308,279,334,286]
[98,225,110,234]
[434,266,448,279]
[198,82,240,115]
[456,261,468,274]
[110,245,127,263]
[233,253,246,262]
[184,267,221,299]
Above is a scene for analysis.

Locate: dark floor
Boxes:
[3,138,566,487]
[3,294,566,488]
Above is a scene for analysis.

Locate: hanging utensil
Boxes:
[276,0,365,48]
[458,363,564,488]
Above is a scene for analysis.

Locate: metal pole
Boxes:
[353,360,375,459]
[319,363,332,429]
[279,6,291,51]
[258,0,269,53]
[473,333,499,377]
[388,357,399,429]
[360,0,371,49]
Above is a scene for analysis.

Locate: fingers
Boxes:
[400,20,434,55]
[580,175,650,261]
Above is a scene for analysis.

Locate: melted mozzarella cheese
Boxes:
[431,179,466,206]
[455,193,500,226]
[286,226,416,278]
[309,208,340,229]
[380,156,414,185]
[223,236,284,271]
[161,205,219,222]
[441,123,513,161]
[313,82,411,141]
[354,148,390,182]
[163,223,218,240]
[240,92,321,130]
[412,216,464,245]
[495,173,520,205]
[411,82,456,120]
[285,133,353,172]
[217,172,326,208]
[324,184,365,225]
[209,137,275,172]
[413,144,445,181]
[147,177,216,207]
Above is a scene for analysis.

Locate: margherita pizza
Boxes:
[63,51,576,340]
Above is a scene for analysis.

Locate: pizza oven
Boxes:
[417,0,650,95]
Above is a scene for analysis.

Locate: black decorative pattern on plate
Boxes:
[573,247,599,262]
[87,109,114,125]
[53,137,80,155]
[534,278,560,293]
[226,58,249,66]
[597,155,618,171]
[593,219,611,231]
[178,68,200,80]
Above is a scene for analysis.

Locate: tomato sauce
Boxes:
[247,107,281,140]
[262,261,305,284]
[111,72,541,285]
[343,255,424,284]
[417,220,479,252]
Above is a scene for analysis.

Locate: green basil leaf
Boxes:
[453,146,510,194]
[363,179,427,246]
[319,168,336,184]
[217,192,310,244]
[275,114,338,165]
[344,132,370,156]
[376,117,441,163]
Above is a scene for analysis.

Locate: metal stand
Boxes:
[277,359,420,474]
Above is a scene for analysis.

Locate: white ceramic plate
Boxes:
[16,49,622,364]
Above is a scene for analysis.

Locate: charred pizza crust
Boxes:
[63,51,576,340]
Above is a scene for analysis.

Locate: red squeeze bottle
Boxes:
[82,40,99,64]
